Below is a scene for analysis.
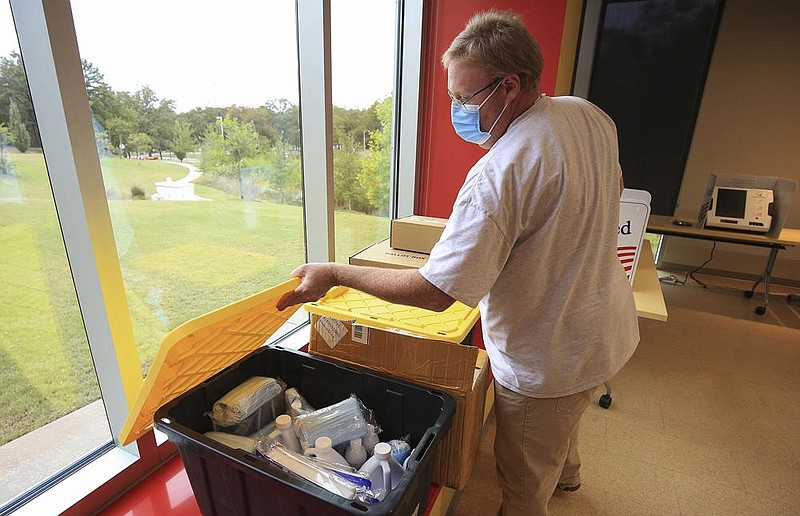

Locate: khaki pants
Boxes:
[494,382,596,516]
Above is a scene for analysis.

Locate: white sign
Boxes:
[618,189,652,284]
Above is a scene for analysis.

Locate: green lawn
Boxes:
[0,154,388,445]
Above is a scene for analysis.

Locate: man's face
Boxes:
[447,59,507,149]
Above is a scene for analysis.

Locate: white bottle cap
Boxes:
[276,414,292,428]
[374,442,391,458]
[315,436,332,450]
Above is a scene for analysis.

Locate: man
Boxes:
[277,10,639,516]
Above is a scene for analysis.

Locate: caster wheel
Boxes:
[743,291,754,299]
[755,306,766,315]
[598,394,612,409]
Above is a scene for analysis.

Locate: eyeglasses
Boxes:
[448,77,501,109]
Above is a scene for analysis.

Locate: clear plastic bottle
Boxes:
[303,436,349,468]
[344,437,368,468]
[362,423,380,454]
[268,414,301,453]
[357,442,404,493]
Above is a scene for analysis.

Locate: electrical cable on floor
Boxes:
[658,241,716,288]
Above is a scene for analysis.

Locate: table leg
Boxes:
[750,247,779,315]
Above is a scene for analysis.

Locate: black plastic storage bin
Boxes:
[155,346,455,516]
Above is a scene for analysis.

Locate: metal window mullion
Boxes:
[11,0,142,453]
[394,0,423,218]
[297,0,335,263]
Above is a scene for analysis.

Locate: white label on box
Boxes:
[351,324,369,344]
[315,317,348,349]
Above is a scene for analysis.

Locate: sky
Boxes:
[0,0,396,112]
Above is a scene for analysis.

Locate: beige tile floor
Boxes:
[449,273,800,515]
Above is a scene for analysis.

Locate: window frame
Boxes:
[4,0,423,513]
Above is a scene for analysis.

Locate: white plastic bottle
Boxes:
[268,414,301,453]
[344,437,368,468]
[357,442,404,493]
[303,436,350,468]
[362,423,380,454]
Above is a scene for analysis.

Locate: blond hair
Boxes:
[442,10,544,91]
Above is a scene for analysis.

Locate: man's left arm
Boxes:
[276,263,456,312]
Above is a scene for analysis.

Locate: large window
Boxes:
[331,0,397,262]
[1,0,420,513]
[0,2,110,507]
[70,0,306,375]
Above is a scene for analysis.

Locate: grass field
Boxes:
[0,154,388,445]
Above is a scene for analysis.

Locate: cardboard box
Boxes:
[308,314,478,394]
[346,235,489,489]
[308,314,488,490]
[431,349,490,490]
[390,215,448,254]
[349,238,430,269]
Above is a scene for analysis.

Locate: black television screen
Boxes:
[715,188,747,218]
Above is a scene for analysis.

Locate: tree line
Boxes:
[0,52,392,214]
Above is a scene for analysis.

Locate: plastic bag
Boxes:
[210,377,285,435]
[293,394,367,448]
[256,440,360,499]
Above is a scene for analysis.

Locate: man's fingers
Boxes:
[276,290,299,311]
[288,264,307,278]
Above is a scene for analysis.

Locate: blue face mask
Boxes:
[450,80,508,145]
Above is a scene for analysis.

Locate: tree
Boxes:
[333,105,379,150]
[333,128,367,211]
[130,86,177,157]
[266,99,300,149]
[178,107,225,142]
[359,97,393,215]
[82,59,120,131]
[127,132,154,157]
[266,139,302,204]
[172,120,194,162]
[0,123,11,174]
[200,116,260,199]
[8,99,30,153]
[0,53,38,148]
[226,105,278,144]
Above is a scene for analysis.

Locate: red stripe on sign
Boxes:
[617,245,638,251]
[618,251,636,257]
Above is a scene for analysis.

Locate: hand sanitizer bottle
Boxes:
[268,414,301,453]
[362,423,380,454]
[344,437,368,468]
[357,442,404,493]
[303,436,349,468]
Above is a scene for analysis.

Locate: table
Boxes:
[632,243,668,321]
[646,214,800,314]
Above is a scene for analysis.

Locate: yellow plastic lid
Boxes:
[118,278,301,445]
[303,286,480,344]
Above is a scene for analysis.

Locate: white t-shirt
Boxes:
[419,95,640,398]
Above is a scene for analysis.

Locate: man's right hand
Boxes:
[276,263,338,311]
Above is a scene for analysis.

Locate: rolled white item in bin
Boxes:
[260,442,358,500]
[212,377,282,426]
[204,431,257,453]
[293,395,367,448]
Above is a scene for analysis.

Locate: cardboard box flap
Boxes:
[118,278,301,445]
[304,286,480,344]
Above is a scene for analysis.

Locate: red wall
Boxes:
[415,0,570,218]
